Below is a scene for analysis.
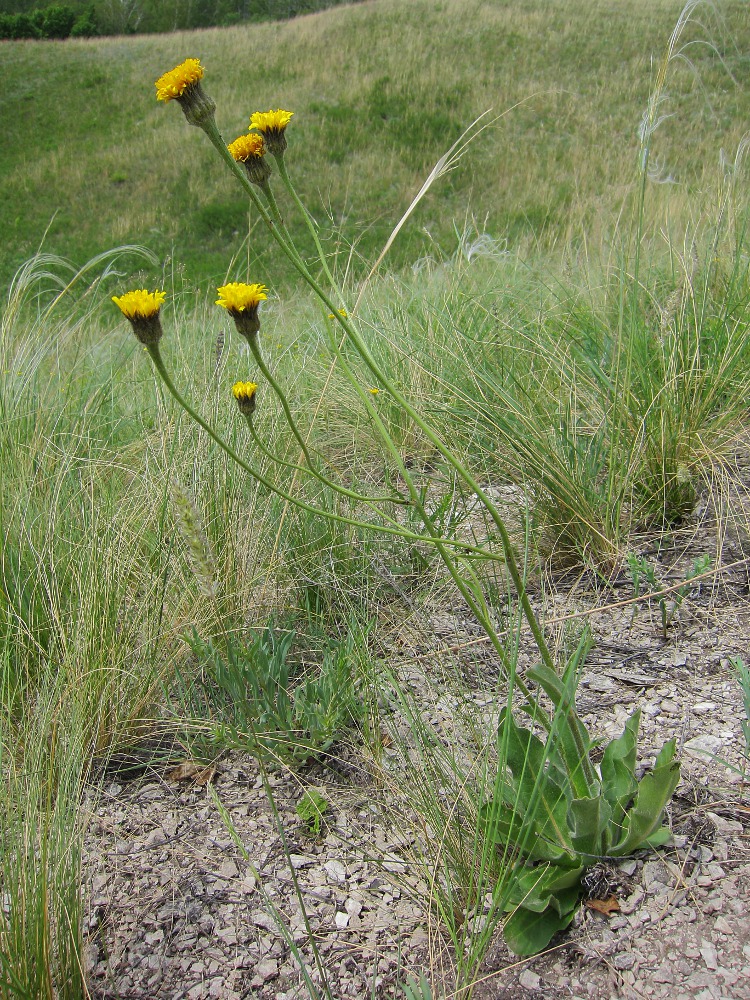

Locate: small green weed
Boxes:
[626,552,711,639]
[401,975,434,1000]
[296,788,329,837]
[186,621,365,763]
[732,656,750,759]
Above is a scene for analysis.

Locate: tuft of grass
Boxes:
[0,667,86,1000]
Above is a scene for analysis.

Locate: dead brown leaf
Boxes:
[165,760,217,786]
[585,895,620,915]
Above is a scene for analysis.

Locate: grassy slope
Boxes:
[1,0,748,294]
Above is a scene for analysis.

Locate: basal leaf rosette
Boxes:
[216,282,268,341]
[112,288,166,345]
[249,109,293,157]
[155,58,216,128]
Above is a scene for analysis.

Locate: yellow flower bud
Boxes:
[249,109,293,157]
[232,381,258,416]
[216,282,268,341]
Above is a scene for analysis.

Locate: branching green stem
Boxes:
[275,155,342,301]
[145,343,506,562]
[246,336,406,506]
[200,115,556,678]
[327,339,544,713]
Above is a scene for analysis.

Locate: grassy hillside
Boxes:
[1,0,748,294]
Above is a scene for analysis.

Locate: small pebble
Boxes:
[518,970,541,991]
[614,953,636,970]
[323,860,347,883]
[693,701,716,714]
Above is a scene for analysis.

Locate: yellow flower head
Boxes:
[228,133,272,186]
[228,133,265,161]
[250,109,293,133]
[216,282,268,313]
[112,288,166,319]
[232,380,258,417]
[369,387,380,395]
[216,283,268,341]
[249,109,294,156]
[155,58,204,102]
[155,58,215,128]
[112,289,166,345]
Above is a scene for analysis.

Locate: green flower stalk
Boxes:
[216,282,404,507]
[112,294,498,560]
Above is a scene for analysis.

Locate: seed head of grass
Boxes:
[172,482,220,600]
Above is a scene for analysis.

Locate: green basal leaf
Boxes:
[611,739,680,856]
[497,709,574,859]
[503,896,579,956]
[527,633,596,800]
[568,793,613,859]
[506,862,584,912]
[600,709,640,834]
[499,707,547,806]
[479,801,568,863]
[644,825,673,848]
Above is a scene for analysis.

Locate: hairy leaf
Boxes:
[568,793,613,860]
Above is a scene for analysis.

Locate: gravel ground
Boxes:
[82,472,750,999]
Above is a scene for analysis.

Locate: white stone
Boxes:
[323,860,347,883]
[699,939,718,971]
[382,853,407,873]
[518,970,541,990]
[217,859,238,879]
[289,854,315,869]
[707,812,743,836]
[684,735,722,757]
[253,958,278,983]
